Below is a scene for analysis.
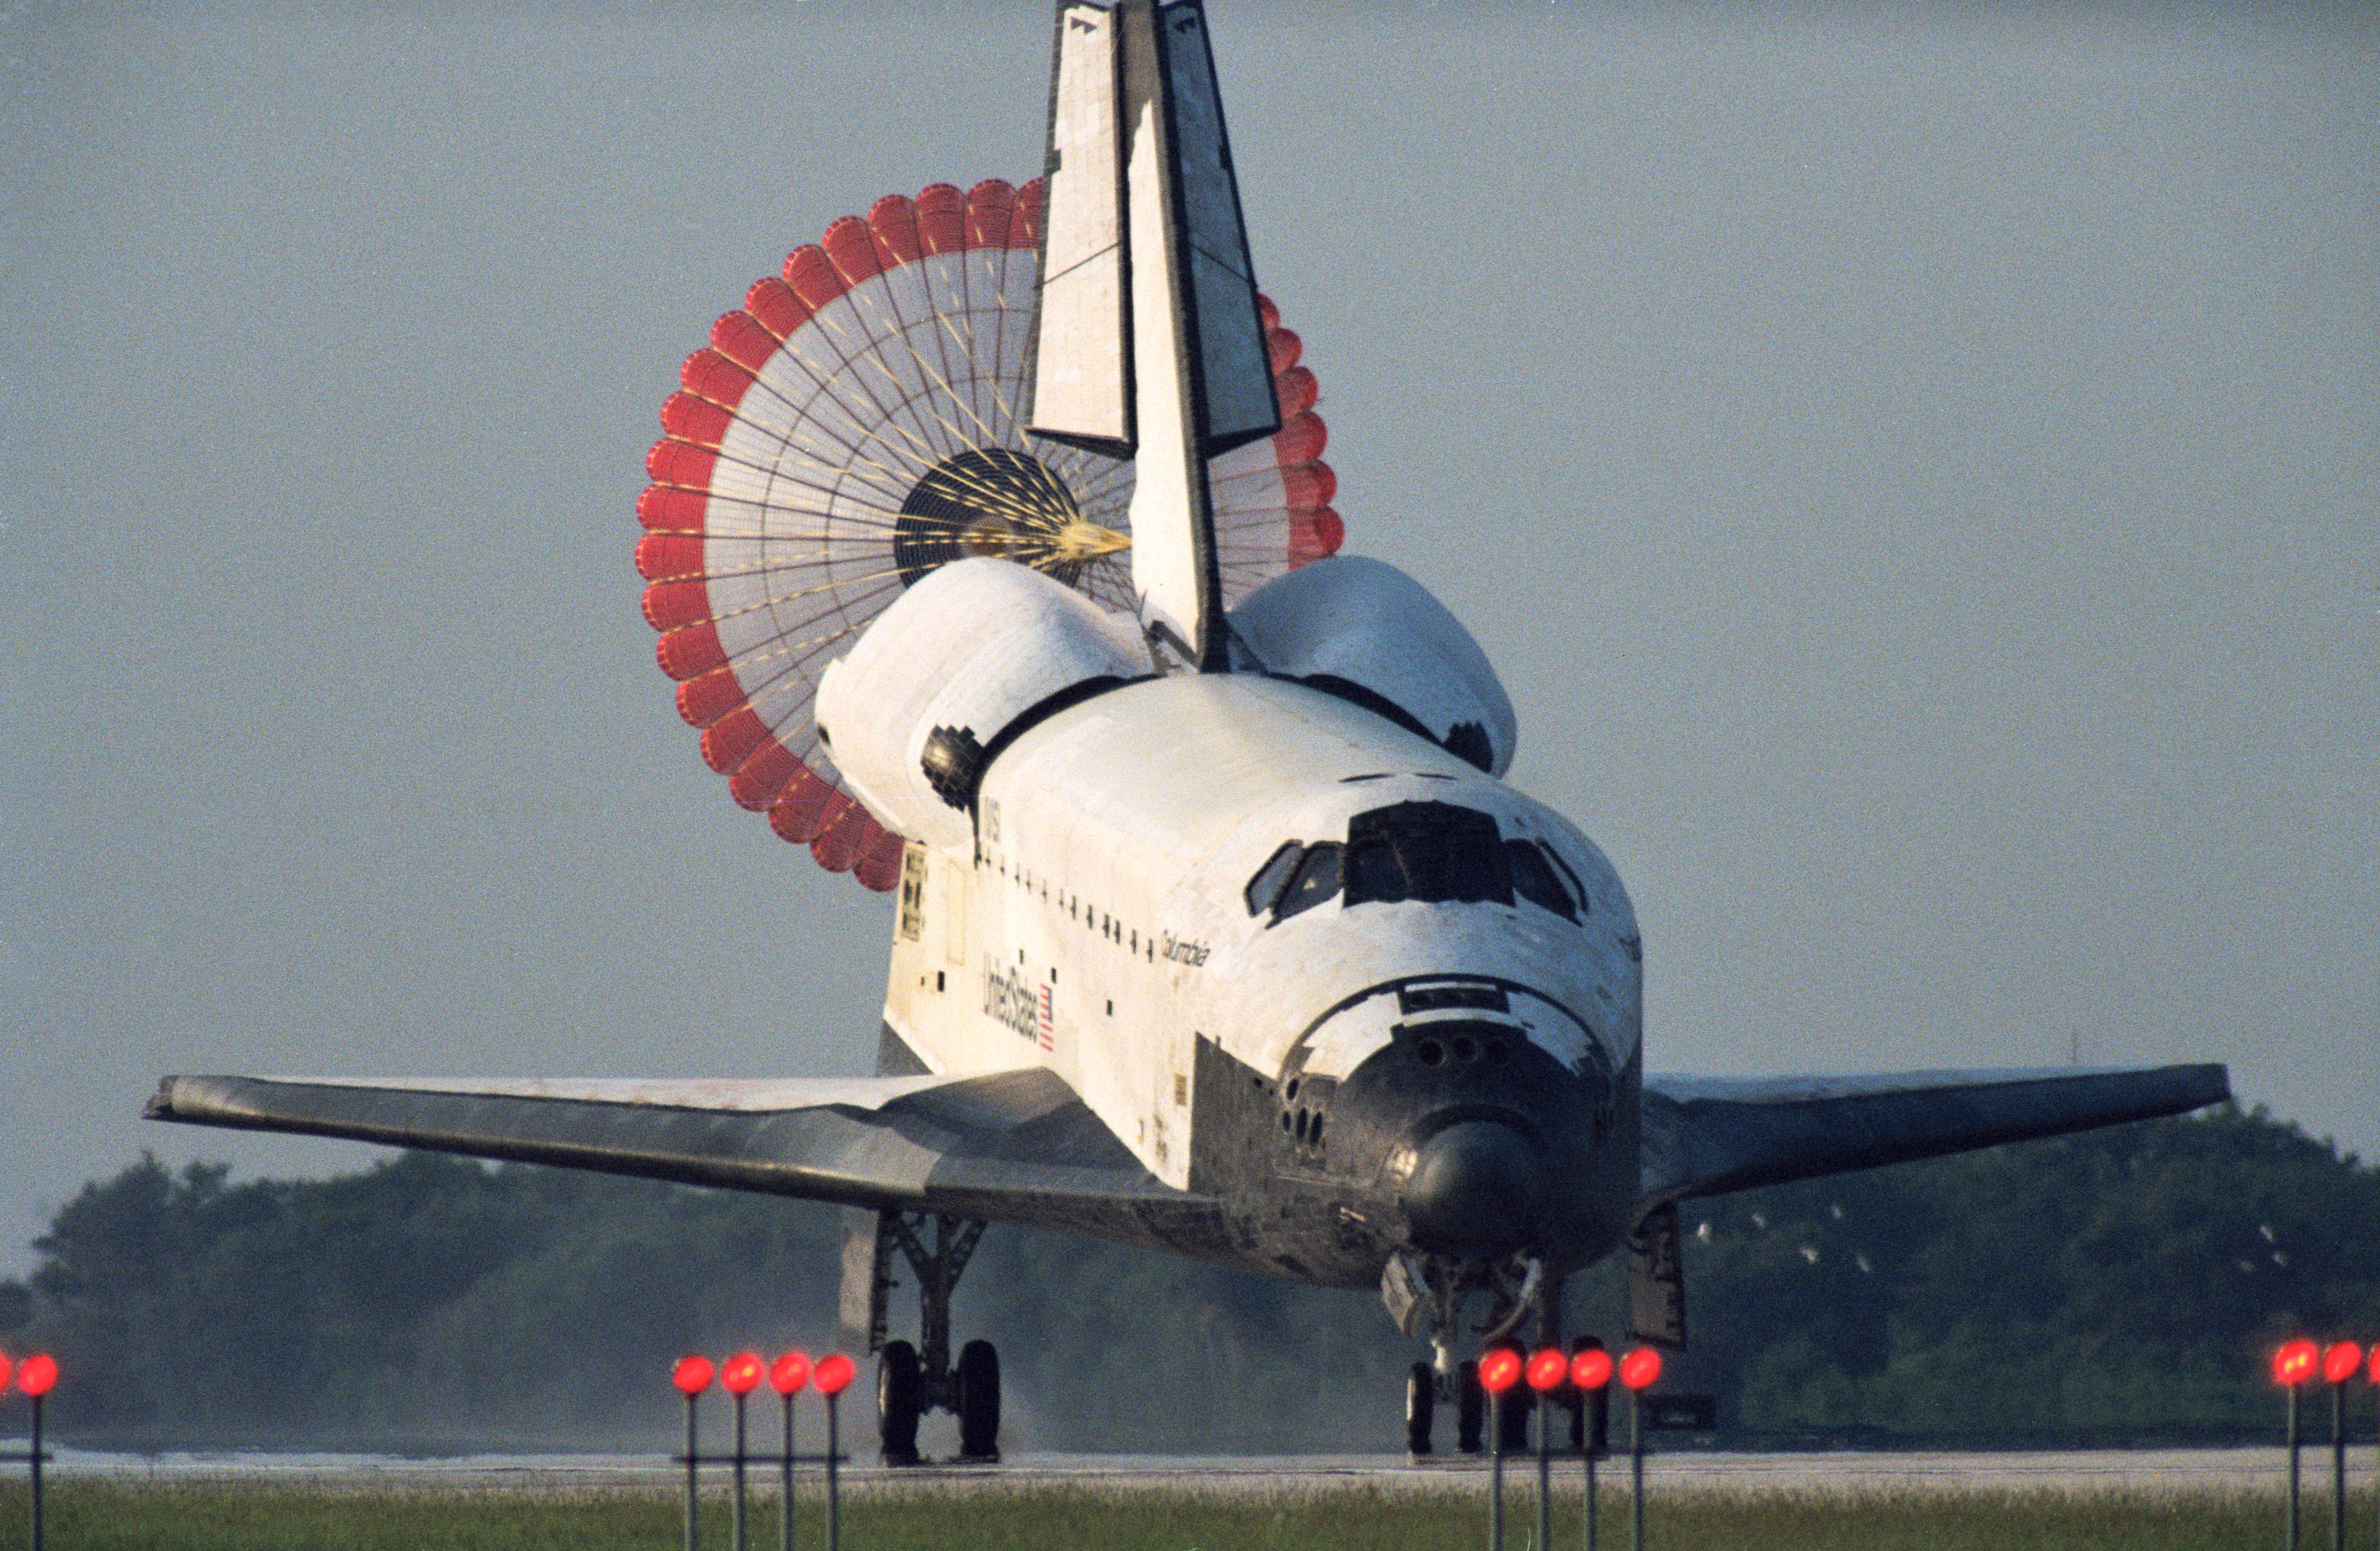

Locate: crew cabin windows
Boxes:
[1344,803,1510,908]
[1244,842,1303,916]
[1241,801,1587,925]
[1274,843,1343,921]
[1505,838,1580,922]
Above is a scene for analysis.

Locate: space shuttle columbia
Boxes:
[150,0,2227,1459]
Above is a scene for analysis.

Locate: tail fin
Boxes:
[1027,0,1279,672]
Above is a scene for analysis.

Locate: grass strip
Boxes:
[0,1477,2353,1550]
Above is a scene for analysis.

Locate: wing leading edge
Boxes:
[1637,1062,2231,1207]
[146,1067,1228,1259]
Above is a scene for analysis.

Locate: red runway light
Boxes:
[1619,1348,1662,1391]
[17,1353,56,1397]
[771,1352,811,1395]
[2273,1338,2319,1386]
[1526,1348,1568,1392]
[723,1350,764,1395]
[2370,1347,2379,1385]
[672,1354,716,1395]
[0,1354,11,1392]
[1478,1349,1523,1395]
[813,1354,855,1396]
[2323,1341,2363,1385]
[1570,1349,1613,1390]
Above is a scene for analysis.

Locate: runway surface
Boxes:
[32,1445,2340,1498]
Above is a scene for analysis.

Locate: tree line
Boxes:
[5,1103,2373,1453]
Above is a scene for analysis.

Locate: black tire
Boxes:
[956,1339,1001,1460]
[1455,1359,1485,1454]
[1405,1362,1435,1456]
[877,1339,922,1463]
[1497,1385,1531,1453]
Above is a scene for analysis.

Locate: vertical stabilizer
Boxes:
[1026,2,1133,458]
[1152,2,1277,456]
[1026,0,1278,673]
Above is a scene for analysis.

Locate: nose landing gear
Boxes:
[1385,1249,1557,1457]
[843,1208,1001,1463]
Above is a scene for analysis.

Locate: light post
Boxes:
[770,1351,811,1551]
[2320,1343,2362,1551]
[1570,1346,1613,1551]
[1526,1348,1568,1551]
[1479,1347,1522,1551]
[723,1352,765,1551]
[2369,1349,2379,1551]
[812,1354,856,1551]
[672,1355,715,1551]
[1619,1347,1663,1551]
[2275,1338,2318,1551]
[17,1353,57,1551]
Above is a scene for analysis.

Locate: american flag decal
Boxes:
[1036,984,1055,1051]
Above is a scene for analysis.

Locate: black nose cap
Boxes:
[1402,1120,1547,1259]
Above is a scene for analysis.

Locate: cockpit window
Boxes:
[1506,838,1579,921]
[1342,802,1513,909]
[1274,842,1344,921]
[1244,841,1304,917]
[1254,806,1588,926]
[1542,842,1589,915]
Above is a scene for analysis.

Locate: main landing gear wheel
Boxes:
[877,1339,922,1464]
[956,1339,1001,1460]
[1406,1363,1435,1456]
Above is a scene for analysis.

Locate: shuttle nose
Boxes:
[1400,1119,1547,1259]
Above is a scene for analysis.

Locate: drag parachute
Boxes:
[637,178,1342,891]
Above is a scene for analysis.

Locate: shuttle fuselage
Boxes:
[880,668,1643,1289]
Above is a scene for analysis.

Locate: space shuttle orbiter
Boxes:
[150,0,2226,1461]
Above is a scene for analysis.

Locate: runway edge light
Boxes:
[1571,1347,1613,1390]
[673,1354,716,1395]
[1479,1349,1523,1395]
[770,1352,811,1394]
[2273,1338,2318,1386]
[724,1352,765,1395]
[1619,1347,1662,1391]
[812,1354,855,1396]
[17,1354,56,1396]
[2321,1341,2362,1385]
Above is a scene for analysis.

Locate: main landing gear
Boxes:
[842,1208,1001,1463]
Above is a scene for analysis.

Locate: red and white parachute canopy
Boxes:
[637,178,1343,893]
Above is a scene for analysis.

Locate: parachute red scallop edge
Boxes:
[637,177,1344,893]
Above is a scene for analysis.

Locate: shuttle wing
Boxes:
[147,1067,1219,1253]
[1637,1062,2231,1206]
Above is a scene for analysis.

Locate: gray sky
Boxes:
[2,2,2373,1280]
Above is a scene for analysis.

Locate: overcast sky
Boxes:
[2,2,2372,1280]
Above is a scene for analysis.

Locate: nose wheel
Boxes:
[1406,1363,1436,1453]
